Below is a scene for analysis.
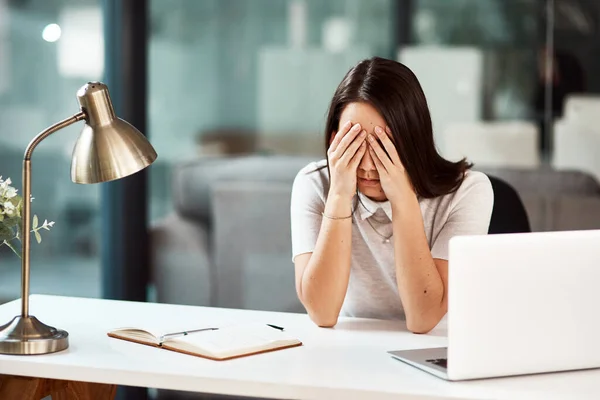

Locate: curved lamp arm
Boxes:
[21,111,86,317]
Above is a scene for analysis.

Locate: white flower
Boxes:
[0,177,11,190]
[4,186,17,199]
[40,219,55,230]
[0,177,17,200]
[3,201,16,217]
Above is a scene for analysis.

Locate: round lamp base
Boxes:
[0,315,69,355]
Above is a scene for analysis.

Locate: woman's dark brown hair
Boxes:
[324,56,472,198]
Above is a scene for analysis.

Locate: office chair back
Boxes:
[487,175,531,234]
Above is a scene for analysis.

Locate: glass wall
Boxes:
[406,0,542,165]
[149,0,588,226]
[0,0,103,304]
[147,0,600,314]
[549,0,599,178]
[1,0,596,307]
[147,0,399,311]
[147,0,397,224]
[143,0,597,307]
[408,0,597,168]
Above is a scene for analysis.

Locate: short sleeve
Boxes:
[430,171,494,260]
[290,164,326,261]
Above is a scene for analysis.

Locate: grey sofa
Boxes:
[150,155,317,310]
[149,155,600,312]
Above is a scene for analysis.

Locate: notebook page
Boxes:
[110,321,211,343]
[109,327,163,342]
[170,323,298,357]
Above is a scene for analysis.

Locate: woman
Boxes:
[290,57,493,333]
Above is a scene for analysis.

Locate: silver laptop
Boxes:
[389,229,600,381]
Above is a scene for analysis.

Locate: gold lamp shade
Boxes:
[71,82,157,184]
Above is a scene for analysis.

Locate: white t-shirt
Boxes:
[290,159,494,320]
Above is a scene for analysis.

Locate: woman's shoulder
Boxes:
[294,159,329,184]
[292,159,329,196]
[296,159,328,174]
[461,169,493,191]
[452,169,494,206]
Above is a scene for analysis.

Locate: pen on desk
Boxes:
[267,324,285,331]
[159,327,218,342]
[159,324,285,342]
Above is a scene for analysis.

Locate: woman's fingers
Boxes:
[328,121,353,153]
[331,123,362,157]
[369,145,387,173]
[368,133,394,171]
[339,130,367,165]
[349,141,368,169]
[375,126,401,166]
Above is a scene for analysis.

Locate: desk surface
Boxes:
[0,295,598,400]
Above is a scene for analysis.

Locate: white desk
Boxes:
[0,295,599,400]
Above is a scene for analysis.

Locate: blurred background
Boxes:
[1,0,599,398]
[2,0,599,306]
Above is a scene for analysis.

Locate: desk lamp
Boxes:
[0,82,157,355]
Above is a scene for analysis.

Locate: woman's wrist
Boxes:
[328,177,356,198]
[324,191,354,219]
[391,190,420,217]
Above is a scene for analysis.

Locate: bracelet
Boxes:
[322,212,352,220]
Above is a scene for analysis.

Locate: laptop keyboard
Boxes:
[426,358,448,369]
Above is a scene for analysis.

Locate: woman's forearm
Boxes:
[392,194,445,333]
[299,193,353,327]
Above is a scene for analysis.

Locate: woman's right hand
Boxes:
[327,121,367,199]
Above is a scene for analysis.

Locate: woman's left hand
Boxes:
[368,126,415,205]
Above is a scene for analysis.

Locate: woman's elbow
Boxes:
[406,309,444,334]
[406,319,435,334]
[297,286,340,327]
[308,310,338,328]
[300,295,339,327]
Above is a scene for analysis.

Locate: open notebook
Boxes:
[107,323,302,361]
